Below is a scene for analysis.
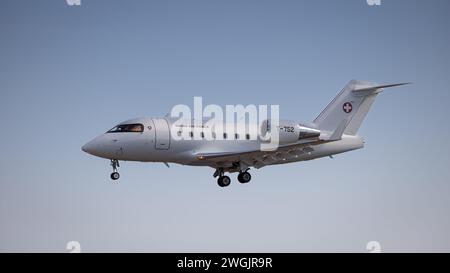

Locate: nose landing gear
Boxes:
[110,172,120,180]
[110,159,120,181]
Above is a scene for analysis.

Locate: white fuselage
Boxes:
[82,117,364,169]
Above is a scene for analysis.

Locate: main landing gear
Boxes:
[213,168,252,187]
[214,168,230,187]
[237,171,251,184]
[217,175,231,187]
[110,159,120,181]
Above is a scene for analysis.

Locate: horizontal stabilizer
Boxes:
[353,82,411,94]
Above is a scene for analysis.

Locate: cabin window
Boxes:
[107,123,144,133]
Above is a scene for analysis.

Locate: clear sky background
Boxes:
[1,0,449,252]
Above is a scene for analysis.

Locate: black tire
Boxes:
[110,172,120,180]
[238,172,251,183]
[217,176,231,187]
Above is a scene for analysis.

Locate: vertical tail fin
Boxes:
[313,80,410,136]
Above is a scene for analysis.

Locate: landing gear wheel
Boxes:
[110,172,120,180]
[217,176,231,187]
[238,171,251,183]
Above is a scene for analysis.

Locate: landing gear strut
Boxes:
[110,159,120,180]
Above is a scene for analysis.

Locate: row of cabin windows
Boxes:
[177,131,251,140]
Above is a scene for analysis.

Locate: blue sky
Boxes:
[1,0,450,252]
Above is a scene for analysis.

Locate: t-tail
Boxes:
[314,80,410,140]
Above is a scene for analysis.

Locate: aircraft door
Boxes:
[152,118,170,150]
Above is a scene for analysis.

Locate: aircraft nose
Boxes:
[81,140,97,155]
[82,137,106,157]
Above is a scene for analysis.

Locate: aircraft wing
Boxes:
[194,140,329,170]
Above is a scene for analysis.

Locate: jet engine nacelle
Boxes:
[260,120,321,144]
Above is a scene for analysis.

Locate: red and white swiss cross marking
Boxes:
[343,102,353,113]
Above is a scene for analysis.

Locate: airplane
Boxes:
[82,80,409,187]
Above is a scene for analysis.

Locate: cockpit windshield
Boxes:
[107,123,144,133]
